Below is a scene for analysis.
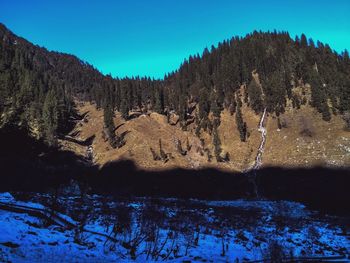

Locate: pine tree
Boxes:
[247,79,263,113]
[263,71,286,115]
[235,97,247,142]
[103,103,117,148]
[178,93,187,129]
[239,59,249,84]
[42,89,59,146]
[309,69,331,121]
[300,33,308,47]
[186,137,192,151]
[211,100,221,118]
[339,78,350,113]
[159,139,168,162]
[198,88,210,120]
[213,124,222,162]
[176,139,187,156]
[154,88,164,114]
[120,99,129,120]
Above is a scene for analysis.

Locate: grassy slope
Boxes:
[60,94,350,172]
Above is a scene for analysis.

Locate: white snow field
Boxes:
[0,192,349,262]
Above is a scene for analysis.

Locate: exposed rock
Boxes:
[169,112,179,125]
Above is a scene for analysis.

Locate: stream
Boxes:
[253,108,267,170]
[247,108,267,198]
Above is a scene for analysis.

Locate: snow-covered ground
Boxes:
[0,192,349,262]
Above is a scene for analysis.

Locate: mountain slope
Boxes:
[60,94,350,171]
[1,23,349,171]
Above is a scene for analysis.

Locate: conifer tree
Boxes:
[159,139,168,162]
[198,89,210,120]
[42,89,59,146]
[309,69,331,121]
[235,97,247,142]
[213,124,222,162]
[154,88,164,114]
[120,99,129,120]
[211,100,221,118]
[339,78,350,113]
[103,103,117,148]
[300,33,308,47]
[263,71,286,115]
[178,93,187,129]
[247,79,263,113]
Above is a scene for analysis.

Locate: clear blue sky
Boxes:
[1,0,349,79]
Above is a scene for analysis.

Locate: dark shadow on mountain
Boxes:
[92,160,350,215]
[257,167,350,215]
[63,135,95,146]
[114,123,125,132]
[0,129,349,216]
[79,111,89,121]
[0,123,96,192]
[93,160,252,199]
[118,131,130,142]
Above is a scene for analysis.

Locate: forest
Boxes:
[1,23,350,148]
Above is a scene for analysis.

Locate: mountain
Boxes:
[0,23,350,171]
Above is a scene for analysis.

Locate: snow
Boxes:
[0,192,45,210]
[0,192,15,202]
[0,210,117,262]
[0,192,349,262]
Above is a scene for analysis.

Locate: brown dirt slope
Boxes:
[60,96,350,172]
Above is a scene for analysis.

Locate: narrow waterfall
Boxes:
[248,108,267,198]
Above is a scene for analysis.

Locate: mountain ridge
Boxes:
[0,23,349,171]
